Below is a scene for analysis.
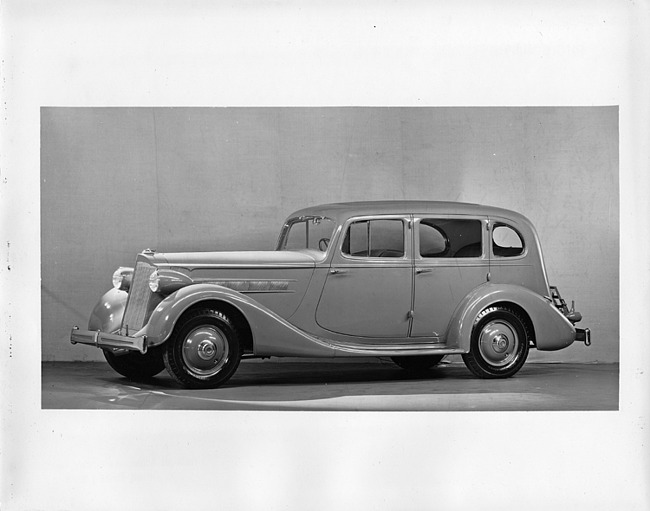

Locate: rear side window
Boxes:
[419,219,483,258]
[492,224,524,257]
[342,219,404,258]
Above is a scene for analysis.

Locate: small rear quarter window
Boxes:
[492,224,524,257]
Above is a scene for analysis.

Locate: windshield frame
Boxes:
[276,215,337,253]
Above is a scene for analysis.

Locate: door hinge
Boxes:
[407,310,414,319]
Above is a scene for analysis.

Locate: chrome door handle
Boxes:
[329,268,346,275]
[415,268,432,275]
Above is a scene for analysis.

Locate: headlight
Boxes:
[149,270,160,293]
[112,267,133,291]
[148,269,192,294]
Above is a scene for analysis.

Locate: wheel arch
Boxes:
[446,283,574,352]
[141,284,256,352]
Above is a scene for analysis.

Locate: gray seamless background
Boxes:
[41,106,618,363]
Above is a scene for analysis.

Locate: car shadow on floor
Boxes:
[98,362,553,401]
[42,361,619,410]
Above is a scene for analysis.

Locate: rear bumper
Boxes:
[70,327,147,354]
[575,328,591,346]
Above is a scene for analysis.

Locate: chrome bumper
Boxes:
[70,327,147,354]
[576,328,591,346]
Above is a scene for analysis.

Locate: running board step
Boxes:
[320,339,465,357]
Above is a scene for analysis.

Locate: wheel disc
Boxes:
[477,319,519,368]
[181,326,230,377]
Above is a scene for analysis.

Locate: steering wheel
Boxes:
[318,238,330,251]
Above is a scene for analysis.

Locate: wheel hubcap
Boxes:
[492,334,509,353]
[197,340,217,360]
[478,320,519,367]
[182,326,229,377]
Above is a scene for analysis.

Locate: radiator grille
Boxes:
[122,260,156,333]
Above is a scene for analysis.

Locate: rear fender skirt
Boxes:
[138,283,338,357]
[446,283,576,352]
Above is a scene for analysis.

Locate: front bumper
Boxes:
[70,327,147,354]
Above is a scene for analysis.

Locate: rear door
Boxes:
[411,215,489,339]
[316,215,412,338]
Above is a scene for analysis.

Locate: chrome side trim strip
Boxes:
[196,279,295,293]
[156,263,315,269]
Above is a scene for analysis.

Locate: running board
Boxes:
[319,339,465,357]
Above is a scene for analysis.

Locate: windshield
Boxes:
[276,216,336,252]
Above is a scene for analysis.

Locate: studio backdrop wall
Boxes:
[41,107,618,363]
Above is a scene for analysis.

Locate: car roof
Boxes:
[288,201,531,224]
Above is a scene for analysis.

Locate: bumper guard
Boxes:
[70,327,147,354]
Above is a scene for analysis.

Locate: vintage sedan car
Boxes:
[71,201,590,388]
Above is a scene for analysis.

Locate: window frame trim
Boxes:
[338,214,411,262]
[277,215,337,254]
[413,215,488,261]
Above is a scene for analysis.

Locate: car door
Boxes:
[410,215,489,340]
[316,215,412,338]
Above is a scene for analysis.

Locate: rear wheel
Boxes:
[163,308,242,389]
[103,346,165,381]
[391,355,444,371]
[462,306,530,378]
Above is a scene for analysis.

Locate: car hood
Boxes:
[147,250,321,268]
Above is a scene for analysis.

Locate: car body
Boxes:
[71,201,590,388]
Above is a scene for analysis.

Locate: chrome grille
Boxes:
[122,260,156,333]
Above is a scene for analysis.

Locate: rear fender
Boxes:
[447,283,576,352]
[139,283,337,357]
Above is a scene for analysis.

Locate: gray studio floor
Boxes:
[42,358,619,411]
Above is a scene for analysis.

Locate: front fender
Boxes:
[446,283,576,352]
[139,283,337,357]
[88,287,128,333]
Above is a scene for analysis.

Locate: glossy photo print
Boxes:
[4,3,648,510]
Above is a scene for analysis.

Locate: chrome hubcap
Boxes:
[478,320,519,367]
[182,326,229,377]
[493,334,509,353]
[197,340,216,360]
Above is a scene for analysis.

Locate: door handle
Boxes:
[415,268,432,275]
[329,268,347,275]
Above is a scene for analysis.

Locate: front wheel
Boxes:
[103,345,165,381]
[462,306,530,378]
[163,308,242,389]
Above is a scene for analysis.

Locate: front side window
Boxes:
[419,219,483,258]
[277,216,336,252]
[492,224,524,257]
[342,219,404,258]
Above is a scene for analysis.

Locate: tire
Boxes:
[163,308,242,389]
[391,355,445,371]
[462,306,530,378]
[103,345,165,381]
